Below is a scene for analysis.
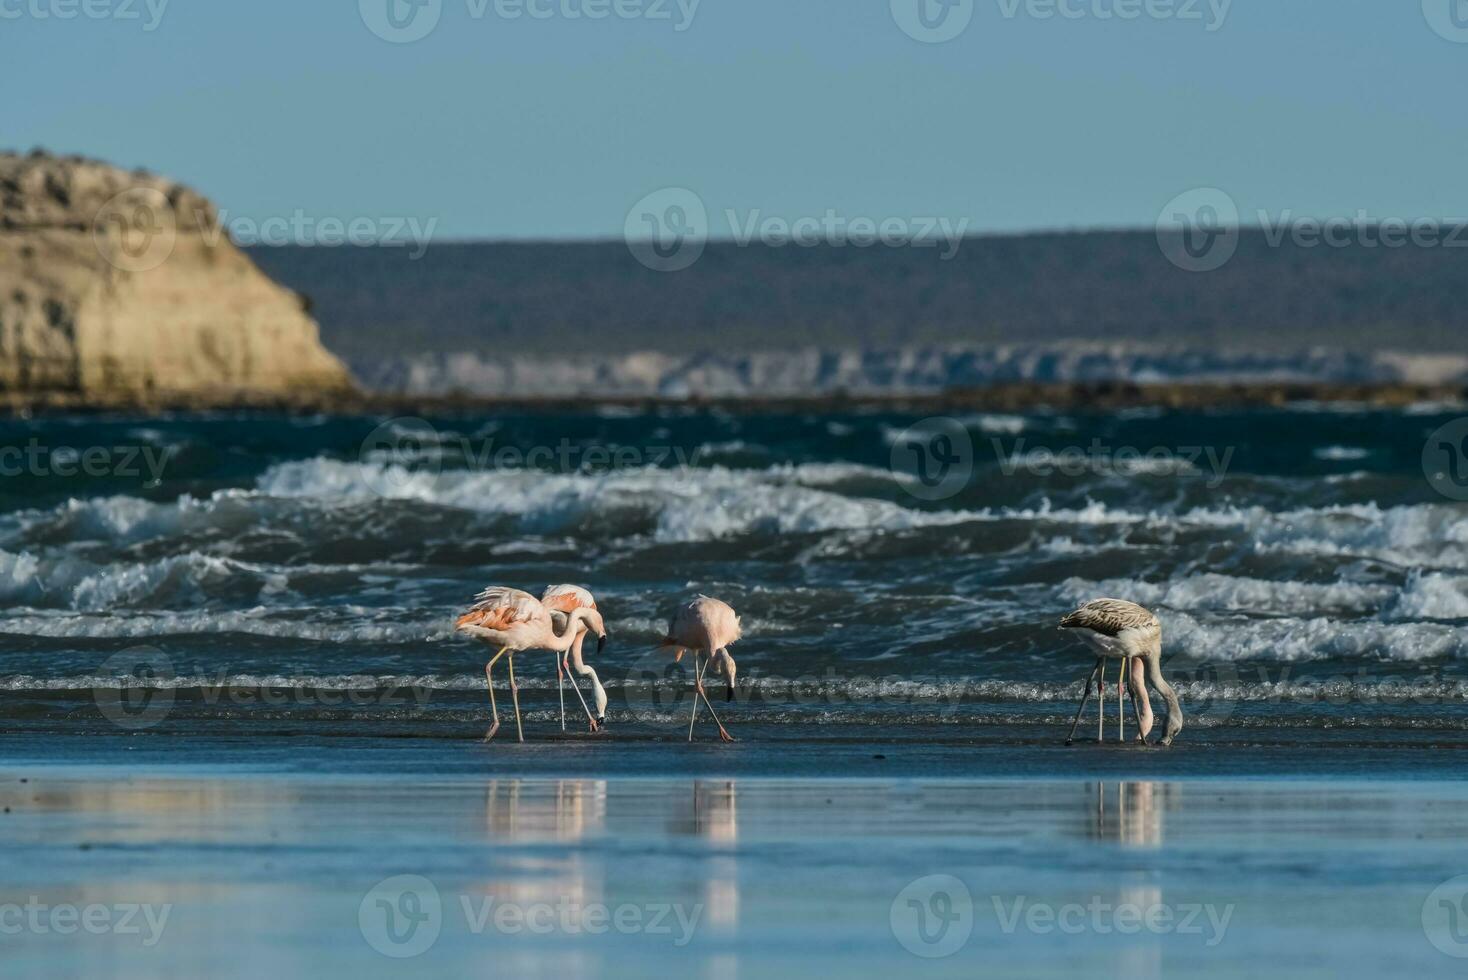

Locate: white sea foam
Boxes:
[256,459,978,542]
[2,490,274,547]
[1165,612,1468,663]
[10,673,1465,712]
[0,549,42,598]
[996,450,1202,477]
[0,601,448,642]
[1390,571,1468,620]
[0,546,430,612]
[1314,445,1370,461]
[4,457,1466,588]
[959,413,1029,434]
[69,553,241,610]
[19,460,1463,563]
[1060,570,1468,660]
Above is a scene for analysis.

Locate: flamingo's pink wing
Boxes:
[456,587,541,631]
[541,584,597,614]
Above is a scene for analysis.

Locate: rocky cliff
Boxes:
[0,151,354,404]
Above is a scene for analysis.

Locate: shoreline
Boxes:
[4,732,1466,783]
[0,380,1463,417]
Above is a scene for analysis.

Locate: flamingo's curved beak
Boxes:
[596,633,607,655]
[722,656,737,701]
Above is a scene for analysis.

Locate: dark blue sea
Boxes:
[0,404,1465,772]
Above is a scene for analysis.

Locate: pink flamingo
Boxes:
[455,586,606,742]
[541,584,608,732]
[661,595,740,742]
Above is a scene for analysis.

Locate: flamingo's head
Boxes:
[580,608,608,654]
[712,649,738,702]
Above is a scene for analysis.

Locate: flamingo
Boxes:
[455,586,607,742]
[661,595,740,743]
[1058,598,1183,747]
[541,584,608,732]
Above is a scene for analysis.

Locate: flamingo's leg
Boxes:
[563,656,600,732]
[1097,659,1106,744]
[1065,661,1100,746]
[508,653,523,743]
[693,656,734,743]
[687,652,703,742]
[1119,656,1127,743]
[556,652,566,732]
[483,646,508,742]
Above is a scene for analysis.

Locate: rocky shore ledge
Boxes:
[354,346,1468,400]
[0,150,354,405]
[0,380,1460,417]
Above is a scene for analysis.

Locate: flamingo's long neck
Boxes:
[1145,652,1183,735]
[567,632,608,716]
[550,609,590,652]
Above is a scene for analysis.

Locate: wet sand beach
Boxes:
[3,741,1468,977]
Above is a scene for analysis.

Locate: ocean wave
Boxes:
[0,608,447,643]
[991,450,1202,478]
[1058,574,1397,617]
[0,672,478,692]
[0,448,1456,550]
[1166,613,1468,663]
[957,413,1029,434]
[255,459,977,542]
[966,498,1468,561]
[1,490,282,548]
[1147,501,1468,568]
[0,547,432,612]
[1314,445,1370,461]
[1060,573,1468,661]
[4,458,1467,563]
[1390,571,1468,620]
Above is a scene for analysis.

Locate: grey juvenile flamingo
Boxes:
[1059,598,1183,747]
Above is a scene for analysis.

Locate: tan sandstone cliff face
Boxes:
[0,151,354,403]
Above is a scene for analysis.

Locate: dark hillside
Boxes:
[247,230,1467,362]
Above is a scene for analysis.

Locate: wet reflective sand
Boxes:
[4,765,1467,978]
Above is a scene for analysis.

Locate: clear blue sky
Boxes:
[6,0,1464,240]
